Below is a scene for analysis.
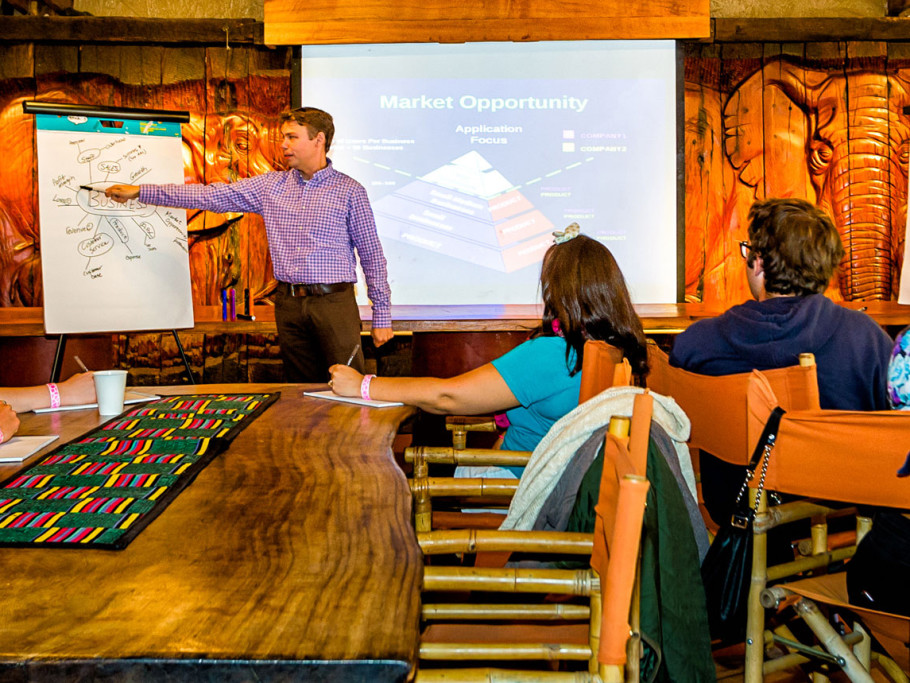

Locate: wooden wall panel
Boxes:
[0,40,295,383]
[683,43,720,303]
[683,38,909,304]
[264,0,711,44]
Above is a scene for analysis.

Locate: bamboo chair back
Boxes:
[646,344,820,465]
[416,400,654,681]
[743,370,910,681]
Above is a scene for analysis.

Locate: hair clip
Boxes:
[553,222,580,244]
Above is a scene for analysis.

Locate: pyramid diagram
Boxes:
[374,151,554,272]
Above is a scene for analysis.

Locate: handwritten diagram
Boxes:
[36,114,193,334]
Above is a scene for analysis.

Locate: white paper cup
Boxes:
[93,370,128,416]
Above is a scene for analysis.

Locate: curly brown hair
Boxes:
[747,198,844,296]
[280,107,335,153]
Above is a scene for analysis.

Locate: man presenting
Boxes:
[106,107,393,382]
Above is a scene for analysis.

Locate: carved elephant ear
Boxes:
[723,58,822,198]
[723,68,766,191]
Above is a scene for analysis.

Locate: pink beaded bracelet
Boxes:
[0,426,5,445]
[361,374,375,401]
[47,383,61,409]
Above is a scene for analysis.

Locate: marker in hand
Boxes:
[74,356,90,372]
[346,344,361,366]
[79,185,96,192]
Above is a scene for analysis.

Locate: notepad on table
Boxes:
[33,390,160,414]
[0,435,59,463]
[303,390,404,408]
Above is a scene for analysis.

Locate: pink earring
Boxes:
[551,319,563,337]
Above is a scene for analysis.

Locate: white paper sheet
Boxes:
[0,435,59,463]
[32,391,159,414]
[303,390,404,408]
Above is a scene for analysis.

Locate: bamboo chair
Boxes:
[416,394,653,682]
[408,341,632,533]
[742,369,910,683]
[646,344,836,676]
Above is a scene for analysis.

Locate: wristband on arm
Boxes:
[47,383,61,409]
[361,374,375,401]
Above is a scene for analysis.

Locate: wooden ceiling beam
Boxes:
[4,16,910,47]
[0,17,262,44]
[712,17,910,42]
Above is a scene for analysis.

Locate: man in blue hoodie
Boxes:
[670,197,893,524]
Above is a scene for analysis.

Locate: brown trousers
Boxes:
[274,286,364,383]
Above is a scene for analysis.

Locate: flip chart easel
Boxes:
[24,101,196,383]
[48,330,195,385]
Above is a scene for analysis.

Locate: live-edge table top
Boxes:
[0,383,419,683]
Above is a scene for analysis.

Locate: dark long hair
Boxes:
[533,233,649,379]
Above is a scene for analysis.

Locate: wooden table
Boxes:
[0,384,420,682]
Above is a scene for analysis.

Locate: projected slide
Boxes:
[301,41,678,306]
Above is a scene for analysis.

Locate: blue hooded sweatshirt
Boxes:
[670,294,893,529]
[669,293,892,411]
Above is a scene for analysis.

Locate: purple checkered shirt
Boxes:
[141,162,392,328]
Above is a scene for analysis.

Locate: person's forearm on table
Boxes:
[330,364,518,415]
[0,373,96,412]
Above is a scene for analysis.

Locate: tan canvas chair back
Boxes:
[579,340,630,402]
[747,369,910,675]
[747,370,910,507]
[591,391,653,667]
[647,344,820,465]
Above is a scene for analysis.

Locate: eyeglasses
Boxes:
[739,241,753,260]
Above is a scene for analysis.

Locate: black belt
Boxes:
[278,281,352,297]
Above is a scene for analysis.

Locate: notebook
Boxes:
[0,435,59,463]
[32,391,160,414]
[303,390,404,408]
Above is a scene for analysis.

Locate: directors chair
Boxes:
[743,369,910,683]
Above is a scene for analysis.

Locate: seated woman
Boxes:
[329,224,649,476]
[0,373,97,443]
[846,325,910,616]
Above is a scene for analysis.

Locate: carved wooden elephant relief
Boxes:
[181,108,281,305]
[723,56,910,301]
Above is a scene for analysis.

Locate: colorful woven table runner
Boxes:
[0,392,279,550]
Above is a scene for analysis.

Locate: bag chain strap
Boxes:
[733,432,776,510]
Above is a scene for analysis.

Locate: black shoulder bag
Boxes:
[700,406,785,641]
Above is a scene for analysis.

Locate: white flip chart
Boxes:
[34,111,193,334]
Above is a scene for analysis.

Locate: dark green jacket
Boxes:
[568,438,715,683]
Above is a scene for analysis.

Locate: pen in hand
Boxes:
[74,356,89,373]
[346,344,361,366]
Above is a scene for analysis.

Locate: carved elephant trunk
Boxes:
[827,136,901,300]
[723,57,910,301]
